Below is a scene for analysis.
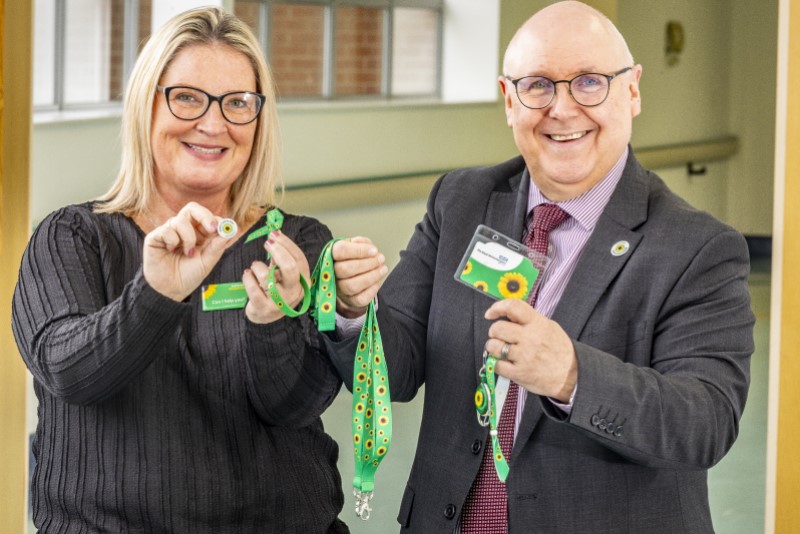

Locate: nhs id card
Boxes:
[454,225,549,301]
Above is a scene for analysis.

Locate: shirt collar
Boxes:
[526,147,628,232]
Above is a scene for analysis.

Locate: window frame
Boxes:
[253,0,444,101]
[33,0,449,117]
[35,0,144,113]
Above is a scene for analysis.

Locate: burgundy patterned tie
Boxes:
[460,204,569,533]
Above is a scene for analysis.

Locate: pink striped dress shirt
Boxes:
[496,147,629,438]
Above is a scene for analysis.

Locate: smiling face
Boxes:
[151,42,258,208]
[499,2,642,201]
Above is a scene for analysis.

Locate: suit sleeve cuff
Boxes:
[547,383,577,415]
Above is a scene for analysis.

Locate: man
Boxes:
[332,2,754,532]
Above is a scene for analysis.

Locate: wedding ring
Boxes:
[500,342,511,360]
[217,218,238,239]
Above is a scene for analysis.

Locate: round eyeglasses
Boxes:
[505,66,633,109]
[156,85,266,125]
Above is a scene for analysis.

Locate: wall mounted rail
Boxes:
[282,136,738,213]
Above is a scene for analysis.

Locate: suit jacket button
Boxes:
[614,426,624,437]
[444,504,457,519]
[606,422,616,434]
[471,439,482,454]
[591,414,601,426]
[598,418,607,431]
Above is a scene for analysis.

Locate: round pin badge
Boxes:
[217,218,238,239]
[611,240,630,256]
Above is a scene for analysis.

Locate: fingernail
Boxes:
[368,247,378,256]
[186,248,195,258]
[244,268,251,276]
[380,265,389,275]
[271,230,280,238]
[378,254,386,264]
[267,238,275,246]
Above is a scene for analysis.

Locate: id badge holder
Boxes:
[454,225,550,301]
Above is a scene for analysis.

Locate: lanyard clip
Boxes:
[354,489,373,520]
[475,351,492,427]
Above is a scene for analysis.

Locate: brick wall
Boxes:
[270,3,325,97]
[239,3,438,99]
[109,0,151,102]
[138,0,152,53]
[334,6,383,96]
[235,1,262,43]
[110,0,124,100]
[392,7,437,95]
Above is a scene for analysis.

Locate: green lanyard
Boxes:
[475,350,510,482]
[310,239,392,521]
[239,211,393,519]
[247,209,311,317]
[245,208,284,244]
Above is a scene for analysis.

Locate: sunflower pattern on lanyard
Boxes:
[309,239,392,521]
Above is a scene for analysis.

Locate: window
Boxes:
[34,0,152,111]
[33,0,455,112]
[234,0,443,100]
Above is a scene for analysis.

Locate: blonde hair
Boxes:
[95,6,281,223]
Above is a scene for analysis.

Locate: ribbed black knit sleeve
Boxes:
[13,206,190,404]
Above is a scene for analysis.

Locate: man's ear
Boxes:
[499,76,514,127]
[629,64,643,118]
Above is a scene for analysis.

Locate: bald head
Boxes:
[503,1,633,77]
[497,0,642,201]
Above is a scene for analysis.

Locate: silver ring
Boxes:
[500,342,511,360]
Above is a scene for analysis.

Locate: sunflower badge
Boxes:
[456,225,543,301]
[497,272,529,299]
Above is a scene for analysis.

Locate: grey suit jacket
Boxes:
[330,150,754,533]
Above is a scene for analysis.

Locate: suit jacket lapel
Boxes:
[551,153,649,336]
[514,151,650,457]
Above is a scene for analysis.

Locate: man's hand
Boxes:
[484,299,578,402]
[331,237,388,318]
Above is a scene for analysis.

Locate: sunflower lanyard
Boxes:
[474,350,510,481]
[246,208,310,317]
[309,240,392,521]
[245,207,284,245]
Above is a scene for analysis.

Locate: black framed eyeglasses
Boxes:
[505,66,633,109]
[156,85,266,125]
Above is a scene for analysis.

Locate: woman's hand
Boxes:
[242,230,312,324]
[332,237,388,318]
[143,202,231,302]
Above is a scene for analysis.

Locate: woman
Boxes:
[12,7,348,533]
